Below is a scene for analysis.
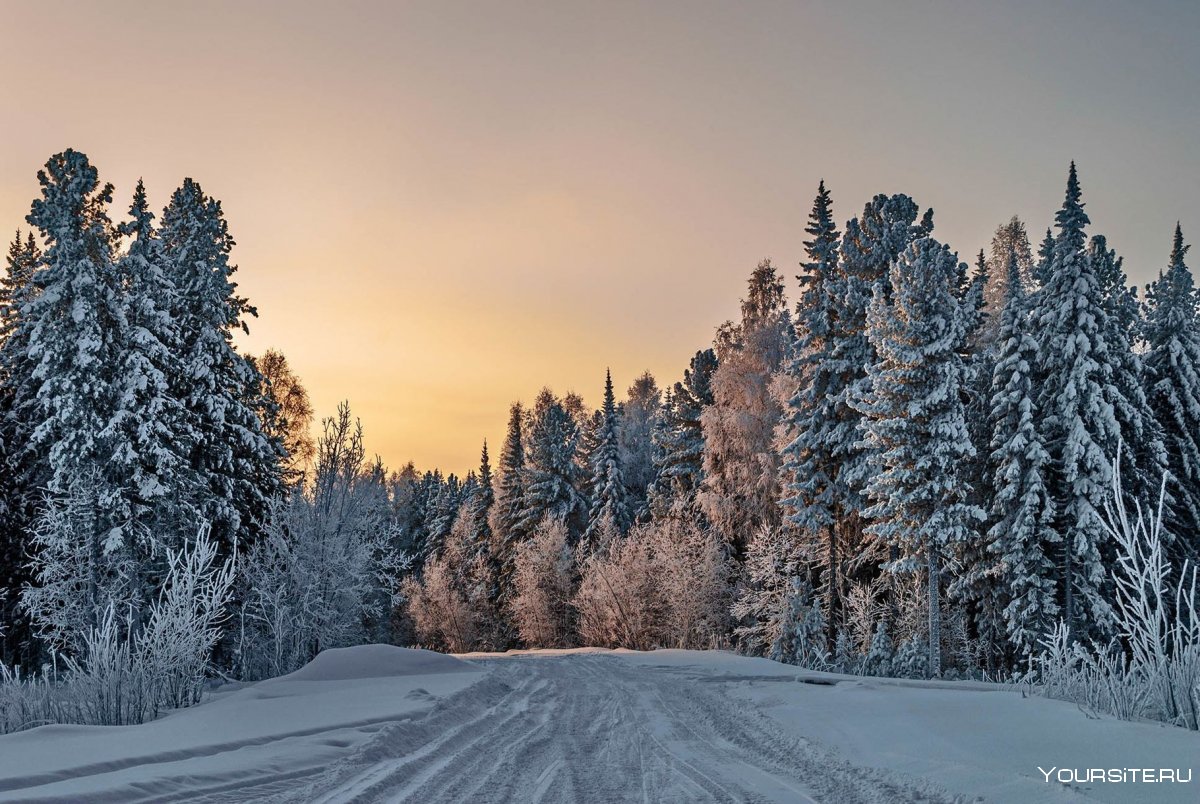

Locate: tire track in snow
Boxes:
[291,653,963,803]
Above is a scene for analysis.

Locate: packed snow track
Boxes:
[292,652,949,804]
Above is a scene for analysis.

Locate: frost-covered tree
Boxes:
[511,518,577,648]
[1090,234,1166,511]
[23,151,123,538]
[699,260,793,557]
[159,178,282,551]
[1143,224,1200,565]
[838,194,932,508]
[517,389,586,539]
[237,403,400,677]
[616,371,660,518]
[0,230,40,666]
[856,236,984,677]
[648,349,716,519]
[489,402,528,610]
[778,181,848,643]
[979,217,1033,345]
[986,251,1058,658]
[730,525,807,656]
[109,180,196,559]
[1032,163,1120,641]
[584,369,630,543]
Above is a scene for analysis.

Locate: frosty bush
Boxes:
[402,554,482,653]
[575,520,730,650]
[235,403,402,679]
[1,527,236,733]
[511,518,577,648]
[1031,458,1200,729]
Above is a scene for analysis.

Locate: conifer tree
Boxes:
[1144,224,1200,564]
[489,402,528,608]
[585,369,630,543]
[778,181,847,642]
[856,236,984,676]
[109,180,196,555]
[986,252,1058,658]
[648,349,717,519]
[159,178,282,551]
[1089,234,1167,510]
[617,371,660,518]
[517,389,586,539]
[1032,163,1120,641]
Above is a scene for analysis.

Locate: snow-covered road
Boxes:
[298,653,952,803]
[3,646,1196,802]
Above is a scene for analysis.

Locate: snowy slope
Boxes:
[0,647,1195,803]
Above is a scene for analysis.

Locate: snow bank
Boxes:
[281,644,476,682]
[0,645,484,803]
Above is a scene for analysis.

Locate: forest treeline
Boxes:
[2,152,1200,697]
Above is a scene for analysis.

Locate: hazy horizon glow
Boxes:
[3,1,1198,474]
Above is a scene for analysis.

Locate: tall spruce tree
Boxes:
[585,369,630,543]
[109,180,196,556]
[987,251,1058,658]
[648,348,717,519]
[616,371,660,519]
[856,236,983,677]
[517,389,586,539]
[778,181,847,643]
[489,402,528,608]
[159,178,282,552]
[1032,163,1120,641]
[1144,224,1200,564]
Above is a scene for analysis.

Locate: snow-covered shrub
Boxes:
[731,525,806,655]
[769,580,829,669]
[403,554,482,653]
[574,520,730,650]
[510,518,577,648]
[235,404,402,679]
[1030,458,1200,729]
[893,636,930,679]
[1,527,235,733]
[863,621,894,676]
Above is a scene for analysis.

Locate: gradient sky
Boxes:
[2,1,1198,474]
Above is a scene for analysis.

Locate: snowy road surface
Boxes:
[296,652,948,804]
[1,646,1197,803]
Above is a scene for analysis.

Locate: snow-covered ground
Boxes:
[0,647,1195,803]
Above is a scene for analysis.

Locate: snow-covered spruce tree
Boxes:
[1090,234,1167,513]
[647,348,716,520]
[617,371,660,519]
[1032,163,1121,642]
[985,251,1058,659]
[422,472,462,562]
[698,260,792,558]
[855,236,984,677]
[778,180,848,646]
[488,402,528,613]
[159,178,282,553]
[20,151,132,641]
[1143,224,1200,566]
[0,230,41,667]
[584,369,630,545]
[466,440,495,561]
[824,194,932,583]
[517,389,587,540]
[108,181,196,563]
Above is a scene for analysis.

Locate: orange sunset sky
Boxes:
[2,1,1198,474]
